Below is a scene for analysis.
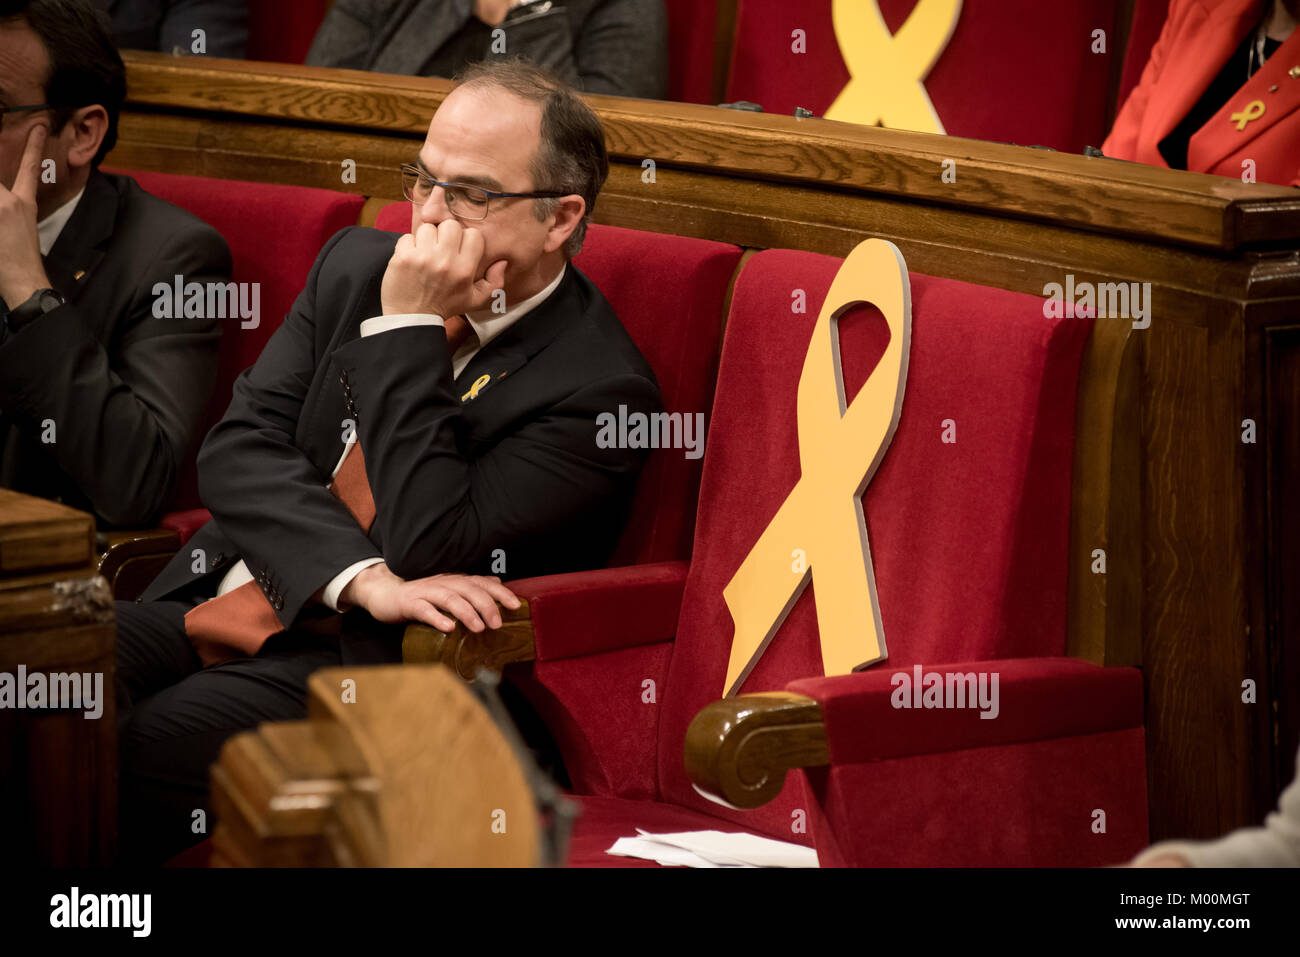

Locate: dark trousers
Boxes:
[114,598,344,866]
[114,598,568,866]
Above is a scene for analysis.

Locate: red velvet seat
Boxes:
[724,0,1123,153]
[107,169,365,535]
[373,202,742,565]
[504,247,1149,866]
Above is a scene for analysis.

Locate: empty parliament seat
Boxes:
[724,0,1123,152]
[477,246,1147,866]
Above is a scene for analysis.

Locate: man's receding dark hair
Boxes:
[453,57,609,257]
[1,0,126,167]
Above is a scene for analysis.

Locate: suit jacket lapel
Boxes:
[1191,23,1300,170]
[373,0,475,76]
[43,170,117,300]
[1145,0,1265,149]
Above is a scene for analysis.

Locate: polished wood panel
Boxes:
[0,489,94,574]
[0,493,115,866]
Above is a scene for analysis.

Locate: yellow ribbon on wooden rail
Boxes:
[825,0,962,133]
[721,239,912,697]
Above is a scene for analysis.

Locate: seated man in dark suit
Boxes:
[307,0,668,99]
[115,57,662,864]
[0,0,229,526]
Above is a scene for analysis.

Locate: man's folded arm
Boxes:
[0,220,228,526]
[196,227,385,625]
[336,323,660,583]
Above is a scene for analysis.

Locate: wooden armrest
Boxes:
[95,527,181,601]
[684,692,830,810]
[401,598,535,677]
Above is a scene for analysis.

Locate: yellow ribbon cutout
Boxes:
[825,0,962,133]
[461,373,491,402]
[721,239,912,697]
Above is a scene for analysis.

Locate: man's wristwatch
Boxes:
[5,288,66,333]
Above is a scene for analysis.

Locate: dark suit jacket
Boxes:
[0,170,229,526]
[306,0,667,99]
[94,0,248,58]
[140,225,661,663]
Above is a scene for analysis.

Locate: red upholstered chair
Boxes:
[474,247,1147,866]
[246,0,333,64]
[664,0,723,103]
[106,169,365,542]
[724,0,1122,153]
[373,201,742,566]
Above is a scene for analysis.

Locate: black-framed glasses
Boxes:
[400,164,565,221]
[0,103,51,131]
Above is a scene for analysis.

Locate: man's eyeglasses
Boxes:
[400,164,565,222]
[0,103,50,131]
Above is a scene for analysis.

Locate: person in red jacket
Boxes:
[1104,0,1300,187]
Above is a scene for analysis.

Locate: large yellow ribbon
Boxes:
[825,0,962,133]
[721,239,912,697]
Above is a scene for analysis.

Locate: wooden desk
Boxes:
[0,490,116,865]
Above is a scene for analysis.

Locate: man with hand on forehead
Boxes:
[115,57,661,865]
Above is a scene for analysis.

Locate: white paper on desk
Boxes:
[606,837,727,867]
[605,829,819,868]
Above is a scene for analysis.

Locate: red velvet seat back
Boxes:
[655,248,1093,835]
[246,0,332,64]
[664,0,720,103]
[725,0,1121,153]
[373,203,742,564]
[112,169,365,510]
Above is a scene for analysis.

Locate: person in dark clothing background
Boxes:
[306,0,667,100]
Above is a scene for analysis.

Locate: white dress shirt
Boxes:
[213,264,568,614]
[37,188,85,257]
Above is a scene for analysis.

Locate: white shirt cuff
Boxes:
[359,313,443,337]
[322,557,386,611]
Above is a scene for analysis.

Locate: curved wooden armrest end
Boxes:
[684,692,830,810]
[95,527,181,601]
[401,598,535,677]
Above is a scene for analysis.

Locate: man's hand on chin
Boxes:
[0,125,53,309]
[340,561,521,633]
[380,219,508,318]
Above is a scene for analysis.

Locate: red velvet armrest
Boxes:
[402,561,688,674]
[687,658,1143,810]
[160,508,212,545]
[514,560,687,661]
[787,657,1143,764]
